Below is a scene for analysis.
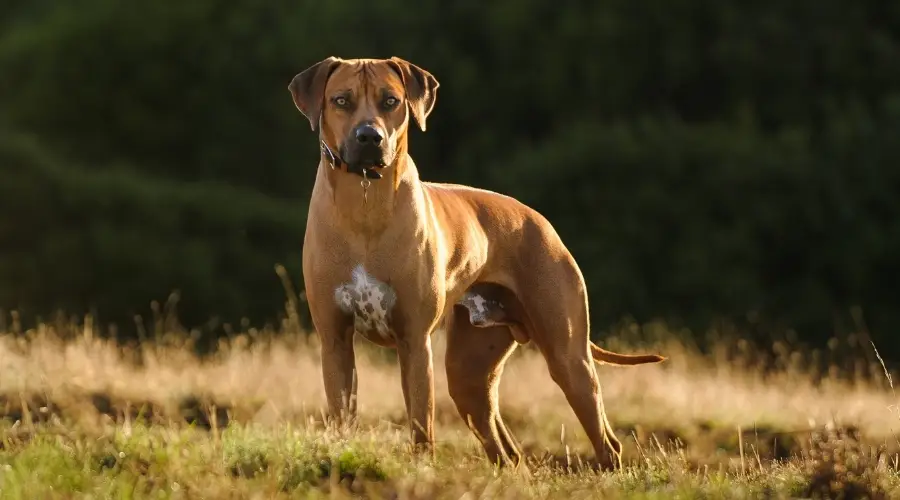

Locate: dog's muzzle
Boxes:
[340,124,391,179]
[321,140,388,179]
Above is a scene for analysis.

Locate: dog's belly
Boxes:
[457,289,509,328]
[334,265,397,338]
[456,284,529,343]
[332,266,512,339]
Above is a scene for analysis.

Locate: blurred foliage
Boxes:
[0,1,899,352]
[0,131,306,329]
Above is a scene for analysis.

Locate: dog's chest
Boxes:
[333,265,397,338]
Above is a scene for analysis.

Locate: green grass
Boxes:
[1,320,899,498]
[2,420,895,499]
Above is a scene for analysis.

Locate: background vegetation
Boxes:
[1,1,899,359]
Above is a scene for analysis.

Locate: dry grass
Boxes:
[1,317,899,498]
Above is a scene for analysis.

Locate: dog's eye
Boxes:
[333,96,348,107]
[384,96,399,108]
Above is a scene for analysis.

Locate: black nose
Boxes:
[355,125,383,146]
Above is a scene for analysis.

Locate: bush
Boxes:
[482,109,900,351]
[0,130,307,332]
[1,1,900,355]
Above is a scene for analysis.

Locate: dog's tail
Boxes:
[590,342,666,366]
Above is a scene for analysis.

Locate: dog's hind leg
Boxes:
[533,321,622,469]
[516,266,623,470]
[446,306,523,467]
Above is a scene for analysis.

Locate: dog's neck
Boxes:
[316,140,420,238]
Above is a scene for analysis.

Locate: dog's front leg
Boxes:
[311,305,357,425]
[320,330,357,423]
[397,331,436,452]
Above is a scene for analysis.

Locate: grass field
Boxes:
[1,316,899,499]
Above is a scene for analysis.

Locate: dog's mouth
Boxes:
[344,151,391,172]
[338,142,393,179]
[348,159,387,175]
[354,159,387,169]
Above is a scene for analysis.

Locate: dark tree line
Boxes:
[1,0,899,357]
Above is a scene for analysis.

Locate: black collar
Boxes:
[320,140,383,179]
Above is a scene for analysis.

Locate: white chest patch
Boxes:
[334,265,397,338]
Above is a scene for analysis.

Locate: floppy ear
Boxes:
[388,56,440,132]
[288,56,342,131]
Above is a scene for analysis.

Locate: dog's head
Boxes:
[289,57,439,173]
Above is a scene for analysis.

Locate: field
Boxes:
[1,316,899,499]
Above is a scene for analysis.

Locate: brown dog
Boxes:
[288,56,665,470]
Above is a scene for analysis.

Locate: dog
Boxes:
[288,56,665,470]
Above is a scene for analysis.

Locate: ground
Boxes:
[1,317,899,499]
